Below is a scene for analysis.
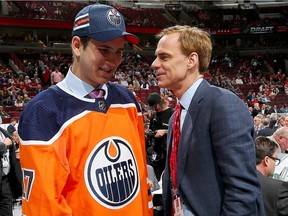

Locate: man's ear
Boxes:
[187,52,198,70]
[71,36,81,57]
[263,156,270,167]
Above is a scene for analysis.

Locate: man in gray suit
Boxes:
[152,25,264,215]
[255,136,288,216]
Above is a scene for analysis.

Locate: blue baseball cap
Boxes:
[72,4,139,44]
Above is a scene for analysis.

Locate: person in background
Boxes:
[257,117,274,137]
[0,106,10,119]
[152,25,264,215]
[2,95,13,107]
[23,93,31,106]
[18,4,152,216]
[7,118,17,136]
[268,104,278,114]
[11,131,20,150]
[273,116,285,131]
[50,67,64,85]
[269,114,278,130]
[254,114,263,138]
[146,92,174,180]
[33,73,42,85]
[269,126,288,153]
[42,66,51,87]
[255,136,288,216]
[285,116,288,127]
[0,127,22,216]
[146,164,160,193]
[280,103,288,113]
[35,84,43,95]
[252,102,261,118]
[14,95,24,107]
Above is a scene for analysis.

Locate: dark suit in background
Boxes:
[163,80,265,215]
[257,118,274,137]
[258,127,274,137]
[258,171,288,216]
[7,123,16,137]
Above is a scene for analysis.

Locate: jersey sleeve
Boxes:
[21,137,72,215]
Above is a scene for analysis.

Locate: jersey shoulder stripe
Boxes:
[19,83,141,142]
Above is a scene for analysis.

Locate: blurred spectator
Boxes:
[24,75,32,90]
[254,115,263,138]
[0,105,10,118]
[141,79,150,90]
[14,95,24,107]
[132,77,141,90]
[42,66,51,87]
[252,102,261,118]
[50,67,64,85]
[269,114,278,130]
[146,92,174,180]
[12,131,20,150]
[35,84,43,94]
[2,95,13,107]
[280,104,288,113]
[119,77,129,87]
[255,136,288,216]
[285,116,288,127]
[267,104,279,114]
[0,127,22,216]
[235,76,243,84]
[9,89,18,102]
[269,127,288,153]
[23,94,31,106]
[33,73,42,85]
[257,118,274,137]
[7,118,17,136]
[273,116,285,131]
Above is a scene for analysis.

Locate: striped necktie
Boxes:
[85,89,105,99]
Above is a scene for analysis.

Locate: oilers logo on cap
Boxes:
[85,136,139,209]
[106,9,122,27]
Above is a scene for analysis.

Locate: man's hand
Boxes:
[147,178,154,188]
[154,129,167,138]
[3,137,12,147]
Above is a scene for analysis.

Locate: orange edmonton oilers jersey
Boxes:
[18,83,153,216]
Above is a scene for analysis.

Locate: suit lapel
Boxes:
[166,115,174,169]
[177,80,209,187]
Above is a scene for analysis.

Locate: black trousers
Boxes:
[0,176,13,216]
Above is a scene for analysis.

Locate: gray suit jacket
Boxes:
[163,80,265,215]
[258,171,288,216]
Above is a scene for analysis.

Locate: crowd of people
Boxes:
[1,1,287,50]
[0,2,288,216]
[6,1,288,30]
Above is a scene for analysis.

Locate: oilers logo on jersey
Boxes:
[85,136,140,209]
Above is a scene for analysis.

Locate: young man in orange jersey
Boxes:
[18,4,152,216]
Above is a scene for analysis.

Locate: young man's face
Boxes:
[72,36,125,88]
